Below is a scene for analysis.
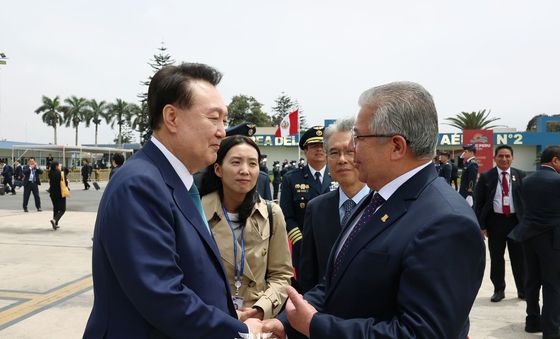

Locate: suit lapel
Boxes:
[488,168,498,198]
[142,141,223,263]
[327,164,438,296]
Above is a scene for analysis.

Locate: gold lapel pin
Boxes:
[381,214,389,222]
[512,175,516,182]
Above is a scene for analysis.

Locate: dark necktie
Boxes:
[314,172,321,186]
[332,193,385,279]
[340,199,357,227]
[188,184,211,235]
[501,171,510,216]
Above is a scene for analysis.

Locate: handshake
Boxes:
[241,286,317,339]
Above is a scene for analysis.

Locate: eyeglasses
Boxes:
[351,129,408,147]
[327,149,355,160]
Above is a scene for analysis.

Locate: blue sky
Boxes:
[1,0,559,145]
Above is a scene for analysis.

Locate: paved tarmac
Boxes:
[0,182,541,338]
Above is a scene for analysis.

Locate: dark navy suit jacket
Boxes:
[474,167,525,230]
[510,165,560,242]
[83,140,246,338]
[280,164,486,338]
[299,189,343,292]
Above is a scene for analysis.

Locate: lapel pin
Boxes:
[381,214,389,222]
[512,175,516,182]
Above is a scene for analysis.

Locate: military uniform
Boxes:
[279,126,332,277]
[459,145,479,199]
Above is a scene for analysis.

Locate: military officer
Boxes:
[438,151,452,184]
[279,126,332,284]
[459,144,479,206]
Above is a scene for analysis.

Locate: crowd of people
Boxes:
[3,61,559,338]
[0,153,126,231]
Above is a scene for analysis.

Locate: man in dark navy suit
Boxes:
[475,145,526,302]
[264,81,485,339]
[280,126,332,280]
[298,117,369,293]
[512,145,560,337]
[84,63,261,338]
[22,158,43,212]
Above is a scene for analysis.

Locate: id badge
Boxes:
[503,196,510,206]
[232,295,244,310]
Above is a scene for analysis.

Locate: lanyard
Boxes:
[222,204,245,295]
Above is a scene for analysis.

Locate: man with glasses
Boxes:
[280,126,332,287]
[298,118,369,293]
[265,81,485,339]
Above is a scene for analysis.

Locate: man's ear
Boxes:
[389,135,408,160]
[162,104,178,133]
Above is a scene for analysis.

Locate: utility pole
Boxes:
[0,52,8,141]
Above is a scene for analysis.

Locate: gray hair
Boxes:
[323,117,355,152]
[358,81,438,158]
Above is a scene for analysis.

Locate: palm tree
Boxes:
[129,102,149,144]
[34,95,64,144]
[445,109,500,130]
[85,99,109,146]
[107,98,132,146]
[62,96,89,145]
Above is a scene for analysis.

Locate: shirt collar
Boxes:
[496,167,511,176]
[151,136,194,191]
[377,161,432,202]
[309,164,326,178]
[338,184,370,209]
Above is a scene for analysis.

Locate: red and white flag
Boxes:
[274,109,299,137]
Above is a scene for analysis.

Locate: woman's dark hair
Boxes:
[112,153,125,166]
[50,161,60,173]
[200,135,261,225]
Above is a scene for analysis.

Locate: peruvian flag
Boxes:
[274,109,299,137]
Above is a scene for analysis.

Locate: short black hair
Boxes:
[112,153,125,166]
[148,62,223,130]
[540,145,560,164]
[494,145,513,157]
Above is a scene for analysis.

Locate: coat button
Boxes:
[248,281,256,287]
[261,248,267,256]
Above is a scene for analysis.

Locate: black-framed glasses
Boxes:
[351,129,408,147]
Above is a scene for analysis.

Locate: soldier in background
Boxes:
[279,126,332,287]
[459,144,478,206]
[438,151,452,184]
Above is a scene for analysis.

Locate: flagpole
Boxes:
[297,108,300,161]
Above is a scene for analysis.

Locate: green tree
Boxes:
[445,109,500,130]
[107,98,132,145]
[129,102,149,143]
[85,99,109,146]
[62,96,89,145]
[113,122,134,144]
[136,42,175,144]
[34,95,63,145]
[227,95,272,127]
[271,93,307,132]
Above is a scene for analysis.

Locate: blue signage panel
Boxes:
[438,132,560,147]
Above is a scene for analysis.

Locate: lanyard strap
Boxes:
[222,204,245,294]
